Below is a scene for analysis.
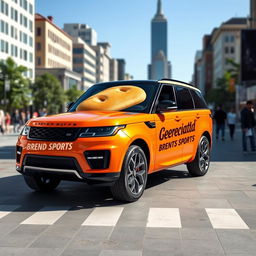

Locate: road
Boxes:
[0,131,256,256]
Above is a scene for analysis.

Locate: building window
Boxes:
[36,27,41,36]
[29,52,33,62]
[20,13,23,25]
[29,36,33,46]
[36,42,41,51]
[29,3,33,14]
[29,20,32,32]
[37,57,41,65]
[225,47,229,54]
[23,50,27,60]
[230,47,235,54]
[0,39,8,53]
[24,16,27,27]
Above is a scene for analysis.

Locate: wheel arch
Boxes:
[202,131,212,147]
[130,138,150,168]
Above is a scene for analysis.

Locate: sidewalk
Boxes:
[211,128,256,162]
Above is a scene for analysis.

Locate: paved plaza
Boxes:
[0,131,255,256]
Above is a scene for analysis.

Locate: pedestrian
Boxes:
[0,108,5,135]
[227,107,237,140]
[213,105,227,141]
[12,109,21,133]
[25,110,31,122]
[5,112,11,134]
[241,100,256,153]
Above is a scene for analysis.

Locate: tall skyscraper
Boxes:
[148,0,171,80]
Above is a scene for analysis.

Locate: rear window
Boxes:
[175,86,194,110]
[190,89,208,109]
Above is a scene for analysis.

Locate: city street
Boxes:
[0,130,256,256]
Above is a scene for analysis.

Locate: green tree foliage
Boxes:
[65,85,83,103]
[32,73,65,114]
[0,57,31,111]
[206,58,239,108]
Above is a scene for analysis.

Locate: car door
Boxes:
[153,84,183,171]
[174,86,197,162]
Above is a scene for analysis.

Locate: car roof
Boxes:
[93,79,201,93]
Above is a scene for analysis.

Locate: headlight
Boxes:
[20,126,30,136]
[79,125,126,137]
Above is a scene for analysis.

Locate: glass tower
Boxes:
[148,0,171,80]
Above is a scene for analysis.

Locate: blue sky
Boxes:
[36,0,249,82]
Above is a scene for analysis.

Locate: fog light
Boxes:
[16,146,22,163]
[84,150,110,169]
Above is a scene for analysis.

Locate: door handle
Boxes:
[175,116,181,122]
[196,113,200,119]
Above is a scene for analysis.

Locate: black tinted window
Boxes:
[190,89,208,109]
[158,85,176,102]
[175,86,194,110]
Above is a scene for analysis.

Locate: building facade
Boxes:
[148,0,171,80]
[35,14,73,70]
[110,58,118,81]
[63,23,97,46]
[211,18,247,87]
[250,0,256,28]
[92,43,111,83]
[0,0,35,79]
[72,37,96,90]
[117,59,126,80]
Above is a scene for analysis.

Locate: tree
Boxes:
[32,73,66,114]
[0,57,31,111]
[65,85,83,103]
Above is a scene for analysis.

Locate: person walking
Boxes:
[227,107,237,140]
[213,105,227,141]
[241,100,256,153]
[12,109,21,133]
[5,112,11,134]
[0,109,5,135]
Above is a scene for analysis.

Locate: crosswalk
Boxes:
[0,205,251,229]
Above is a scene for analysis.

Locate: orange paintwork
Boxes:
[16,108,212,175]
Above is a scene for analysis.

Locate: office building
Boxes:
[148,0,171,80]
[117,59,126,80]
[211,18,247,87]
[72,37,96,89]
[0,0,35,79]
[35,14,73,70]
[110,58,118,81]
[92,42,111,82]
[63,23,97,46]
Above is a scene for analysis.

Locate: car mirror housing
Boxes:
[157,100,177,113]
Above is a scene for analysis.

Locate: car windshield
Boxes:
[69,81,159,113]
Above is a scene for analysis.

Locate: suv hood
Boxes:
[28,111,154,127]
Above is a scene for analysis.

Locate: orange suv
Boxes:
[16,79,212,202]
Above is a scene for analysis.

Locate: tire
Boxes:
[187,135,210,177]
[111,145,148,202]
[23,175,61,192]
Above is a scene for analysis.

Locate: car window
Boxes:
[69,81,159,113]
[190,89,208,109]
[175,86,194,110]
[158,85,176,103]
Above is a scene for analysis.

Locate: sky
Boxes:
[36,0,249,83]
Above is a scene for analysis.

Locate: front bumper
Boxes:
[16,130,130,184]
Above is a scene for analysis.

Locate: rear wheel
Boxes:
[23,175,61,192]
[111,145,148,202]
[187,135,210,176]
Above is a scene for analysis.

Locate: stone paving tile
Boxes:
[0,247,25,256]
[144,227,180,240]
[29,235,71,249]
[236,209,256,229]
[179,208,212,228]
[181,238,225,256]
[228,198,256,209]
[216,230,256,254]
[180,228,219,241]
[21,248,63,256]
[99,250,142,256]
[143,237,182,252]
[0,233,36,248]
[142,250,183,256]
[61,248,100,256]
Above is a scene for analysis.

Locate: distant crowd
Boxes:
[0,108,47,134]
[213,101,256,153]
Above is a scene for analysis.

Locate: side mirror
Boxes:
[157,100,177,113]
[66,102,74,111]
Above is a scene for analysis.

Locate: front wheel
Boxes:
[23,175,61,192]
[111,145,148,202]
[187,135,210,176]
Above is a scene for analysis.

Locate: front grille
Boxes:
[24,155,79,170]
[29,127,81,141]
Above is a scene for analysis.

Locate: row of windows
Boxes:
[47,30,71,51]
[224,46,235,54]
[47,58,67,68]
[74,66,96,76]
[73,57,96,69]
[73,48,96,61]
[1,0,33,17]
[48,44,71,62]
[0,39,33,63]
[224,35,235,43]
[0,20,8,34]
[82,77,95,84]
